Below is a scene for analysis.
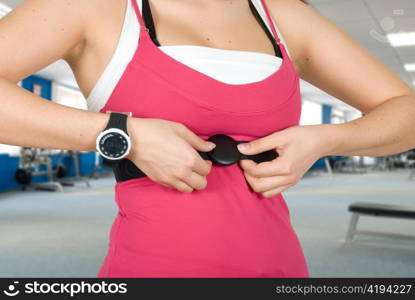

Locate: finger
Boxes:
[261,184,292,198]
[159,182,174,189]
[179,126,216,152]
[181,171,208,191]
[145,171,175,190]
[191,154,213,177]
[238,159,258,173]
[239,157,288,177]
[171,180,194,193]
[237,133,281,155]
[244,172,289,193]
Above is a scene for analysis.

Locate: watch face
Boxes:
[99,132,129,159]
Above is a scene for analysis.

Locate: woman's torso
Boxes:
[96,0,301,137]
[91,0,308,277]
[85,0,289,112]
[66,0,297,103]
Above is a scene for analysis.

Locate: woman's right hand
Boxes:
[126,117,216,193]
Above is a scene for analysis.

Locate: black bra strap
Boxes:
[142,0,161,46]
[248,0,282,58]
[141,0,282,58]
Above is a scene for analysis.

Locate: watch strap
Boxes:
[104,112,129,133]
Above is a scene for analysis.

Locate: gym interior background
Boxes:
[0,0,414,277]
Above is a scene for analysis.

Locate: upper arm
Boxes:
[0,0,94,83]
[267,0,414,114]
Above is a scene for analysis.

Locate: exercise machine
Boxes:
[15,147,67,192]
[14,148,91,192]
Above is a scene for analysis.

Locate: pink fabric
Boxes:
[97,0,309,277]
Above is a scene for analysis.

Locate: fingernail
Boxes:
[207,142,216,149]
[237,143,249,152]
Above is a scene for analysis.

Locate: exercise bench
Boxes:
[345,202,415,242]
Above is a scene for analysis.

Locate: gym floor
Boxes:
[0,169,414,277]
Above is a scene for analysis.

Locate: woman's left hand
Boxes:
[237,124,334,198]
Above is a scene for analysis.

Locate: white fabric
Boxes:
[86,0,288,112]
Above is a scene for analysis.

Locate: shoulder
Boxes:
[0,0,105,80]
[65,0,128,61]
[82,0,128,32]
[263,0,329,71]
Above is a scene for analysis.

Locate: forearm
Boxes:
[0,77,109,152]
[322,95,415,157]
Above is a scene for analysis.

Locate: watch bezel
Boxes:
[96,128,132,161]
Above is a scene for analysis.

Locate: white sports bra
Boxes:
[86,0,289,112]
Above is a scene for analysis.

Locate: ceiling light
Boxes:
[0,3,11,18]
[387,32,415,47]
[404,64,415,72]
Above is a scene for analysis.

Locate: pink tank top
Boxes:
[97,0,309,278]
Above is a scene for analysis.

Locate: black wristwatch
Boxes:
[96,112,132,161]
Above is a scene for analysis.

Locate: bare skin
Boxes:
[73,0,283,99]
[0,0,414,196]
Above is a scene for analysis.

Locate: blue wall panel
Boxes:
[0,153,105,192]
[0,76,111,192]
[0,154,21,192]
[21,75,52,100]
[310,104,334,169]
[322,104,332,124]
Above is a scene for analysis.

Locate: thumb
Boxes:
[181,129,216,152]
[237,133,280,155]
